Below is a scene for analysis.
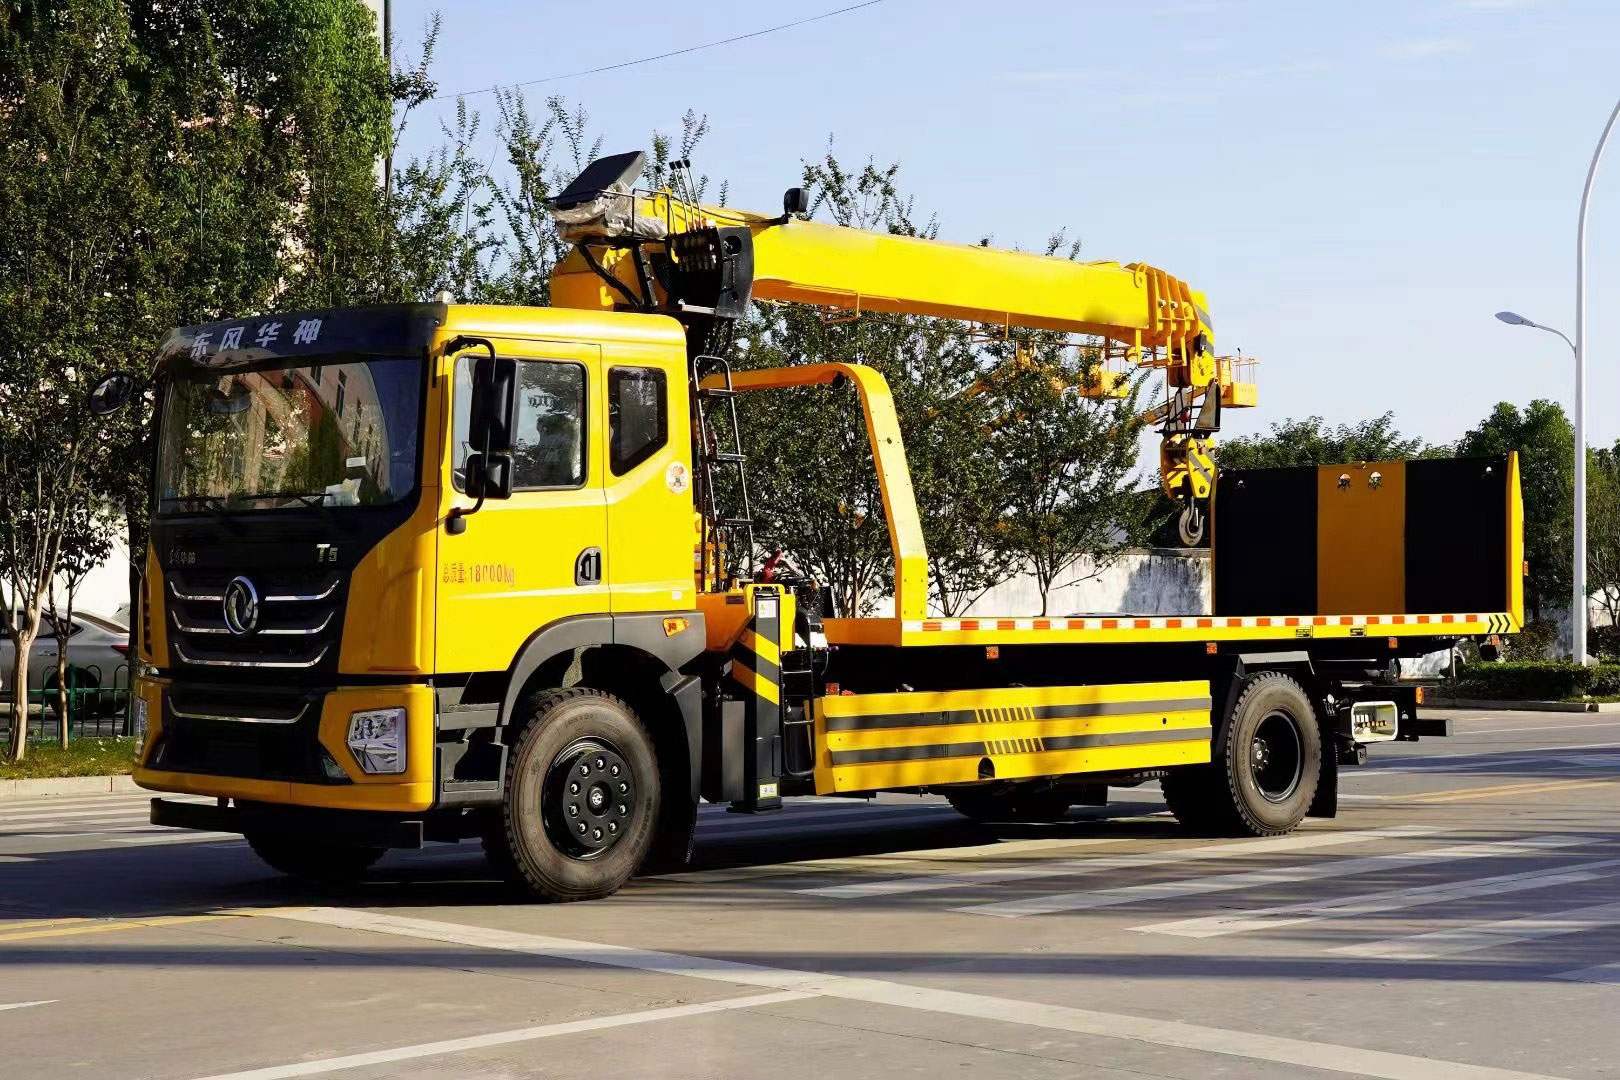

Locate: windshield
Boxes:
[156,358,422,513]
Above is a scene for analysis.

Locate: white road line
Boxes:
[958,835,1597,919]
[1134,858,1620,938]
[103,832,237,846]
[0,807,151,827]
[1333,900,1620,960]
[1551,962,1620,985]
[257,907,1568,1080]
[649,836,1143,886]
[698,804,958,832]
[0,794,204,814]
[1369,741,1620,772]
[0,1000,54,1012]
[800,826,1444,900]
[1460,722,1620,735]
[187,991,815,1080]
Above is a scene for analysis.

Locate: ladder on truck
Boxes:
[692,354,756,591]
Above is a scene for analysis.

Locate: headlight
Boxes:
[347,707,407,774]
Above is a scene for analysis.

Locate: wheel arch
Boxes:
[501,613,707,801]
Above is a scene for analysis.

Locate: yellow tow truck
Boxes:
[91,151,1523,901]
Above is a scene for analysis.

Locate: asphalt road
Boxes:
[3,709,1620,1080]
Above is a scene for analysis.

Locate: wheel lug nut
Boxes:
[570,782,579,794]
[594,757,605,770]
[617,782,627,793]
[591,828,602,841]
[617,804,627,815]
[578,763,590,776]
[607,822,617,834]
[610,764,620,776]
[568,804,578,816]
[577,822,587,834]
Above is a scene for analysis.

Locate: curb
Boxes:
[0,774,139,801]
[1437,698,1620,714]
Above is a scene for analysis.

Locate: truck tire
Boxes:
[1162,671,1321,837]
[488,688,660,902]
[246,834,385,881]
[945,783,1071,823]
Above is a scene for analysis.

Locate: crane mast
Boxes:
[547,151,1256,547]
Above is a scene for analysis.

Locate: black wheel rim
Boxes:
[542,738,636,860]
[1249,710,1304,803]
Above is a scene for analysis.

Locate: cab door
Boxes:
[602,342,696,615]
[435,339,608,674]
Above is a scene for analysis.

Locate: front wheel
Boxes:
[487,688,661,902]
[246,834,385,881]
[1162,671,1321,836]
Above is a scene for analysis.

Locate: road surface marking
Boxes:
[801,826,1444,900]
[0,917,92,932]
[651,836,1142,885]
[1460,722,1620,735]
[1370,740,1620,772]
[1399,778,1616,804]
[102,832,237,846]
[254,906,1570,1080]
[0,1000,55,1012]
[0,807,152,826]
[1551,962,1620,985]
[1134,858,1620,938]
[958,835,1596,919]
[0,914,228,943]
[186,991,816,1080]
[1334,900,1620,959]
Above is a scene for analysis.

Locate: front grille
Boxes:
[167,569,343,673]
[153,683,346,784]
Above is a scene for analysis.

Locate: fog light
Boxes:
[132,696,149,740]
[347,707,407,774]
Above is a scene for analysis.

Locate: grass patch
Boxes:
[0,737,137,780]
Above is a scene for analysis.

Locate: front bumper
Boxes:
[150,798,426,848]
[132,675,436,813]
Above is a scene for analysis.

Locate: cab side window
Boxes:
[608,366,667,475]
[452,357,587,490]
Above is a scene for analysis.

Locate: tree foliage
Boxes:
[1215,412,1427,470]
[1456,400,1574,620]
[1588,441,1620,632]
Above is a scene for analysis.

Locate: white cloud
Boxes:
[1381,37,1474,60]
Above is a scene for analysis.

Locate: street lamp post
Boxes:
[1493,97,1620,666]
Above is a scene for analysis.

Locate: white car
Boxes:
[0,610,131,719]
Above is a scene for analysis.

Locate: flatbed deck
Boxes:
[822,610,1517,647]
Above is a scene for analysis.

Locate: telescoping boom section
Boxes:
[111,147,1523,905]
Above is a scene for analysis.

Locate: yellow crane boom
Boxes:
[546,151,1255,541]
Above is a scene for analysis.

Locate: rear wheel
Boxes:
[945,782,1072,823]
[487,688,660,902]
[1162,671,1321,836]
[246,834,385,881]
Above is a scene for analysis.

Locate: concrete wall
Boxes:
[962,549,1211,618]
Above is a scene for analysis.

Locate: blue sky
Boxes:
[387,0,1620,451]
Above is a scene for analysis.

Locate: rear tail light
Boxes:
[111,642,130,657]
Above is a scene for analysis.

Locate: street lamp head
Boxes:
[1495,311,1534,326]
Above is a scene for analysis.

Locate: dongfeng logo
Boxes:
[222,576,260,636]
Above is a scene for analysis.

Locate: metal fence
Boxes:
[2,664,135,741]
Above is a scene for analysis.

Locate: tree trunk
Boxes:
[6,618,38,765]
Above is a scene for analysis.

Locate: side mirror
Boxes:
[464,352,518,501]
[782,186,809,217]
[88,371,142,416]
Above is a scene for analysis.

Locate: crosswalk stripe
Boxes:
[0,807,152,826]
[256,907,1568,1080]
[0,794,172,814]
[1133,858,1620,938]
[800,826,1443,900]
[1551,962,1620,985]
[956,835,1596,919]
[1332,900,1620,960]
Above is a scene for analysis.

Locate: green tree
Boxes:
[1456,400,1574,621]
[1216,413,1427,470]
[47,499,118,747]
[1588,441,1620,632]
[989,325,1151,617]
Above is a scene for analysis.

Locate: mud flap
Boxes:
[1307,740,1338,818]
